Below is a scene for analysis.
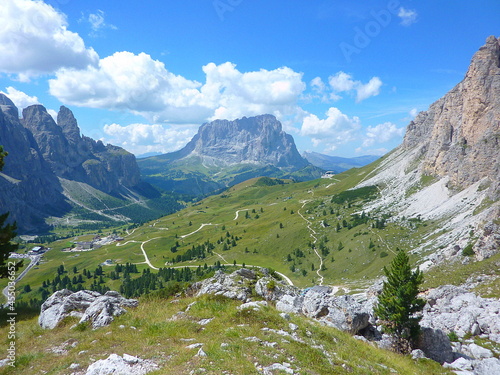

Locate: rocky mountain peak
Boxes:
[22,104,58,130]
[57,106,81,144]
[0,93,19,120]
[402,35,500,196]
[185,114,308,169]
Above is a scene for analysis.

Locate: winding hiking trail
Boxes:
[140,237,161,270]
[234,209,249,220]
[369,228,397,255]
[213,251,229,264]
[116,203,317,287]
[297,200,324,286]
[180,223,215,239]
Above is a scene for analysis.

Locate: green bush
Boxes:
[448,331,459,342]
[462,244,474,257]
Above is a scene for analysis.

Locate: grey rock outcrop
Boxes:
[39,289,138,329]
[298,287,370,334]
[85,353,158,375]
[420,285,500,343]
[195,269,370,335]
[192,269,255,301]
[445,357,500,375]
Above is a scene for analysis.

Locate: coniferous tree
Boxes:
[374,250,425,354]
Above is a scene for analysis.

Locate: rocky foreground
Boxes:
[32,268,500,375]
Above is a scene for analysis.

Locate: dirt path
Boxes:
[234,209,249,220]
[297,200,324,286]
[180,223,215,239]
[213,251,229,264]
[140,238,161,270]
[369,228,397,255]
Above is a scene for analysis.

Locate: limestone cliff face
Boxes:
[0,95,69,232]
[183,114,309,169]
[22,104,140,194]
[403,36,500,197]
[357,36,500,266]
[0,95,144,232]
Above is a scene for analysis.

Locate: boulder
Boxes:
[472,358,500,375]
[444,357,474,372]
[255,276,300,302]
[194,269,254,301]
[416,327,454,364]
[80,291,139,329]
[462,343,494,359]
[85,353,158,375]
[299,287,370,334]
[39,290,138,329]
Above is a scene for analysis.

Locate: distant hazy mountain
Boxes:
[138,115,322,195]
[302,151,379,173]
[136,152,163,159]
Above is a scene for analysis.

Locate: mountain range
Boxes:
[1,35,500,375]
[0,97,181,233]
[138,114,323,195]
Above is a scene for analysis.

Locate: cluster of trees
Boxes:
[169,240,215,263]
[218,231,241,251]
[120,265,216,298]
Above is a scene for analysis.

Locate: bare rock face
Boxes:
[22,104,140,194]
[38,289,138,329]
[403,36,500,199]
[0,95,69,232]
[185,115,309,168]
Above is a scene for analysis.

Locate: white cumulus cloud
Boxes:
[0,0,98,80]
[398,7,418,26]
[301,107,361,150]
[325,72,382,103]
[102,123,198,156]
[361,122,405,148]
[49,54,306,124]
[0,86,39,110]
[328,72,356,92]
[355,77,383,103]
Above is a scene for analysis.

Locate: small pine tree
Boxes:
[374,250,425,354]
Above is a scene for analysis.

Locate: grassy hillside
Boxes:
[0,293,450,375]
[6,154,500,311]
[138,155,323,196]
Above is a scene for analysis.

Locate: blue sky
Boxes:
[0,0,498,157]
